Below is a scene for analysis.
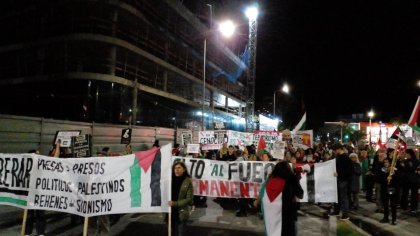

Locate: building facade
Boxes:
[0,0,248,131]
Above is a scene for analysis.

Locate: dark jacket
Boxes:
[351,163,362,192]
[173,177,193,222]
[336,153,353,181]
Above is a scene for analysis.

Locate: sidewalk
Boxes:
[347,193,420,236]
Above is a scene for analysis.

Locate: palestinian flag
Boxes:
[257,135,267,155]
[385,127,406,149]
[408,96,420,133]
[293,112,306,132]
[260,177,286,235]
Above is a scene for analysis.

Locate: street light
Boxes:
[202,19,236,130]
[368,110,375,145]
[273,83,290,118]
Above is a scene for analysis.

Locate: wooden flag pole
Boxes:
[20,209,28,236]
[168,211,172,236]
[388,139,400,183]
[83,217,89,236]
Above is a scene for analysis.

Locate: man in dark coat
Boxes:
[330,143,353,220]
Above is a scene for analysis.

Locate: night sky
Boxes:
[254,0,420,129]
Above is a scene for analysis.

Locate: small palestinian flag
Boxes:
[385,127,406,149]
[257,136,267,156]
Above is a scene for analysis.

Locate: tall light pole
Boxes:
[202,19,236,130]
[245,5,259,132]
[368,110,375,145]
[273,83,290,117]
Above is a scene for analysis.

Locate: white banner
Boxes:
[0,154,33,208]
[314,159,337,203]
[173,157,276,198]
[26,144,172,216]
[226,130,254,147]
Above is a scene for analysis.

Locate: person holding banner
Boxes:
[254,160,304,236]
[168,161,193,236]
[24,149,46,236]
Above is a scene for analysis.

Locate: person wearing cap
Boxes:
[329,143,353,220]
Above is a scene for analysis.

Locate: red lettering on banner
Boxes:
[199,180,209,195]
[230,181,239,197]
[210,180,220,196]
[220,181,229,196]
[240,182,250,197]
[253,182,260,197]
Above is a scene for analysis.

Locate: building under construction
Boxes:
[0,0,250,131]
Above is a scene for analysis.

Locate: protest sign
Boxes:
[314,159,337,203]
[54,130,81,147]
[271,140,286,159]
[252,131,282,151]
[226,130,254,147]
[186,144,200,154]
[293,130,313,150]
[120,128,132,144]
[71,134,91,158]
[199,130,227,150]
[181,131,193,146]
[25,144,172,217]
[0,154,33,208]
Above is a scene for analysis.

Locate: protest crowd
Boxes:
[1,125,419,236]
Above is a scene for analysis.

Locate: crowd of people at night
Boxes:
[22,130,420,236]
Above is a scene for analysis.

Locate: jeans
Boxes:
[171,219,186,236]
[338,180,349,215]
[374,182,383,210]
[25,210,46,235]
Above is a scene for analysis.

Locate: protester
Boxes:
[330,143,353,220]
[373,152,386,213]
[222,145,237,161]
[88,147,111,235]
[350,153,362,210]
[217,142,228,160]
[25,149,46,236]
[123,143,132,155]
[400,148,419,214]
[168,161,193,236]
[364,166,375,202]
[379,157,400,225]
[254,160,303,236]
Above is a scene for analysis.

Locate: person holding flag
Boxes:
[254,160,304,236]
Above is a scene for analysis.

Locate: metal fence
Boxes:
[0,114,175,155]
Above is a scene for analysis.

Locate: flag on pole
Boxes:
[257,136,267,155]
[293,112,306,133]
[378,128,382,146]
[408,96,420,133]
[385,127,406,149]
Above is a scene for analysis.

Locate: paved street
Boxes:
[1,195,419,236]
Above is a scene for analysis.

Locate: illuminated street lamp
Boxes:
[202,19,236,130]
[273,83,290,118]
[368,110,375,145]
